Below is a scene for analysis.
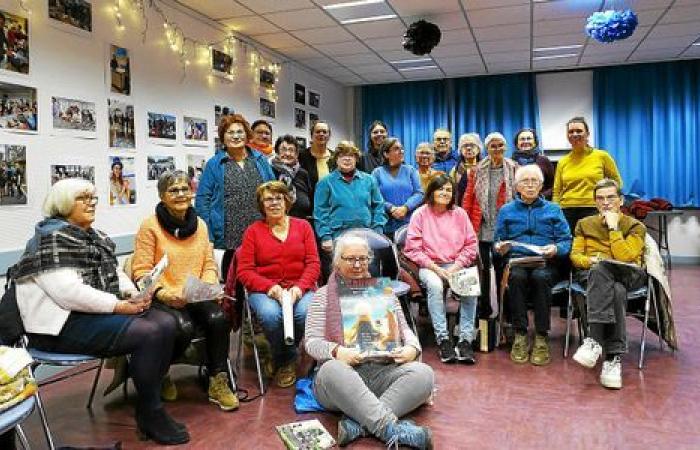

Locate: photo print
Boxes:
[108,155,136,206]
[259,68,275,90]
[295,136,307,150]
[51,96,96,137]
[211,49,233,78]
[214,104,234,149]
[147,112,176,143]
[147,155,175,181]
[0,9,29,74]
[108,98,135,149]
[294,83,305,105]
[259,98,275,119]
[183,116,208,146]
[309,112,319,128]
[109,45,130,95]
[0,81,37,131]
[294,108,306,129]
[186,154,206,195]
[51,164,95,185]
[48,0,92,33]
[308,91,320,108]
[0,144,27,206]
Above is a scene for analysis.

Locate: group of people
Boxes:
[7,112,652,449]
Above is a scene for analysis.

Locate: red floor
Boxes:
[20,267,700,449]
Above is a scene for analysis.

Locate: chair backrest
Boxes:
[394,224,409,249]
[337,228,399,280]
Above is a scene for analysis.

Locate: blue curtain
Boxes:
[361,80,447,166]
[452,73,540,159]
[594,60,700,206]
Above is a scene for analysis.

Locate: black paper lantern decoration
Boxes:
[403,20,442,56]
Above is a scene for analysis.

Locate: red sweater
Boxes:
[237,217,320,294]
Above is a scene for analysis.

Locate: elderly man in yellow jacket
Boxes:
[570,178,646,390]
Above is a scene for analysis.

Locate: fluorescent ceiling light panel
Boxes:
[340,14,396,24]
[323,0,384,10]
[390,57,432,64]
[398,65,438,71]
[533,53,578,60]
[325,1,394,23]
[533,44,583,52]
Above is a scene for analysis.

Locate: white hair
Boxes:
[42,178,95,218]
[514,164,544,185]
[415,142,434,154]
[332,234,373,268]
[484,132,507,149]
[458,133,483,150]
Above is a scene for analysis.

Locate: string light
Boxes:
[17,0,31,15]
[114,0,124,30]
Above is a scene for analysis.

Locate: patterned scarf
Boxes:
[511,150,540,167]
[271,157,301,203]
[474,156,517,220]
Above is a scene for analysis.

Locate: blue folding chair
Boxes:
[0,396,36,449]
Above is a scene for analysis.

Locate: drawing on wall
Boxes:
[147,155,175,181]
[108,98,135,149]
[108,155,136,206]
[0,144,27,206]
[51,96,96,137]
[0,81,37,131]
[51,164,95,185]
[109,45,130,95]
[48,0,92,33]
[0,9,29,74]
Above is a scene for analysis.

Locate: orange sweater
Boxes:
[132,215,219,304]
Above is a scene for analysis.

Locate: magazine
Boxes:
[182,275,222,303]
[276,419,336,450]
[500,240,547,255]
[339,277,401,363]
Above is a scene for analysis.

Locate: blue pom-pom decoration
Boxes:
[585,9,638,43]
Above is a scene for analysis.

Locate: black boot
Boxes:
[136,407,190,445]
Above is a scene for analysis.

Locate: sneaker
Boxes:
[208,372,239,411]
[455,340,476,364]
[380,420,433,450]
[573,337,603,369]
[600,356,622,389]
[275,361,297,388]
[530,335,551,366]
[160,374,177,402]
[437,339,456,363]
[510,333,529,364]
[337,416,366,447]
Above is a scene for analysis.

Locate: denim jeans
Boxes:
[247,291,313,366]
[418,264,477,343]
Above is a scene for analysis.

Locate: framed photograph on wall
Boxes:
[0,9,29,75]
[186,154,207,195]
[50,164,95,185]
[309,91,320,108]
[295,136,307,150]
[294,108,306,130]
[108,98,135,150]
[147,155,175,181]
[183,116,208,146]
[48,0,92,34]
[51,96,96,138]
[211,49,233,79]
[0,81,37,132]
[108,155,136,206]
[0,144,27,206]
[259,68,275,90]
[294,83,305,105]
[214,104,234,149]
[260,98,275,119]
[147,112,176,145]
[309,112,319,128]
[109,45,131,95]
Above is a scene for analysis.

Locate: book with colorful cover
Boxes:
[339,277,401,362]
[275,419,335,450]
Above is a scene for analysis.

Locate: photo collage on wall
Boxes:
[293,83,320,131]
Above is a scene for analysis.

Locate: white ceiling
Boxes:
[175,0,700,86]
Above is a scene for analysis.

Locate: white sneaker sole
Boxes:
[573,350,599,369]
[208,397,239,411]
[600,376,622,390]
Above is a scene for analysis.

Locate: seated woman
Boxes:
[305,235,434,449]
[132,170,237,411]
[404,175,479,364]
[238,181,320,388]
[12,179,187,445]
[494,165,572,366]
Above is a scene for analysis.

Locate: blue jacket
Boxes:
[313,170,387,241]
[494,195,572,258]
[372,164,424,233]
[195,147,275,249]
[431,149,459,174]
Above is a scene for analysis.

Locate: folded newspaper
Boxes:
[276,419,336,450]
[132,253,169,302]
[500,240,548,255]
[182,275,223,303]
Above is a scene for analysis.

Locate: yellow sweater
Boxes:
[132,215,219,304]
[570,214,646,270]
[553,147,622,208]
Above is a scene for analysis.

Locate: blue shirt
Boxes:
[372,165,424,233]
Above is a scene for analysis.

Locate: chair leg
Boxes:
[245,299,266,395]
[16,424,30,450]
[86,359,104,409]
[235,326,244,377]
[564,286,573,358]
[650,283,664,352]
[226,357,237,392]
[639,286,651,370]
[32,392,56,450]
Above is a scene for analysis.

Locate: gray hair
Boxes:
[515,164,544,185]
[157,170,190,198]
[332,234,374,269]
[415,142,434,154]
[42,178,95,218]
[484,132,507,149]
[458,132,483,150]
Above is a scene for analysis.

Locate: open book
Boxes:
[276,419,335,450]
[500,240,548,255]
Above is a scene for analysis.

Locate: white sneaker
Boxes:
[572,338,603,368]
[600,356,622,389]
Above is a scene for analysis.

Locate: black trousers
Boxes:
[562,207,597,236]
[478,241,503,319]
[508,265,556,335]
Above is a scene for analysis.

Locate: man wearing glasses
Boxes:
[431,128,459,174]
[570,178,646,390]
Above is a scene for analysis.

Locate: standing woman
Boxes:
[415,143,443,192]
[512,128,555,200]
[372,137,423,240]
[270,134,313,219]
[451,133,482,206]
[249,120,275,161]
[195,114,274,278]
[299,120,335,189]
[553,117,622,232]
[359,120,388,173]
[109,159,131,205]
[462,132,518,318]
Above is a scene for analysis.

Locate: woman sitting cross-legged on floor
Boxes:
[305,234,434,449]
[132,170,237,411]
[237,181,320,388]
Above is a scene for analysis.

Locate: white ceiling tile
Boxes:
[439,29,475,45]
[436,57,484,69]
[315,41,365,56]
[482,51,528,63]
[296,56,342,69]
[634,9,668,27]
[486,60,530,72]
[334,53,386,66]
[430,43,479,57]
[377,50,420,61]
[319,66,356,77]
[532,57,579,70]
[178,0,252,20]
[331,74,365,85]
[389,0,462,16]
[635,36,695,52]
[364,36,405,52]
[402,12,469,32]
[646,22,700,39]
[473,23,529,41]
[675,0,700,5]
[402,69,444,80]
[220,16,282,35]
[443,66,487,77]
[291,27,355,45]
[279,46,325,60]
[580,53,630,65]
[534,0,601,21]
[603,0,673,9]
[235,0,315,14]
[353,64,398,75]
[533,18,586,37]
[533,34,586,49]
[263,9,337,31]
[659,4,700,24]
[467,5,530,27]
[252,32,306,49]
[362,72,405,83]
[681,45,700,57]
[479,38,530,53]
[345,19,406,39]
[584,40,639,56]
[463,0,529,10]
[628,48,683,61]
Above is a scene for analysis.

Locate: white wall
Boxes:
[0,0,349,265]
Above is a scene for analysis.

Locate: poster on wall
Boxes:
[108,98,135,149]
[50,164,95,185]
[51,96,96,138]
[0,9,29,75]
[147,155,175,181]
[260,98,275,119]
[147,112,176,145]
[259,69,275,90]
[294,108,306,130]
[0,144,27,206]
[183,116,208,146]
[211,49,233,79]
[108,155,136,206]
[309,91,320,108]
[294,83,305,105]
[186,154,206,195]
[214,104,234,149]
[0,81,37,132]
[109,45,131,95]
[48,0,92,34]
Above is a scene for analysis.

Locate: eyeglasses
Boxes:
[340,255,370,265]
[262,195,285,204]
[166,187,191,196]
[519,178,541,186]
[225,130,246,136]
[435,137,450,142]
[595,194,619,203]
[75,195,98,205]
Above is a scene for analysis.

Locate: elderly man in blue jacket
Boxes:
[494,164,571,366]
